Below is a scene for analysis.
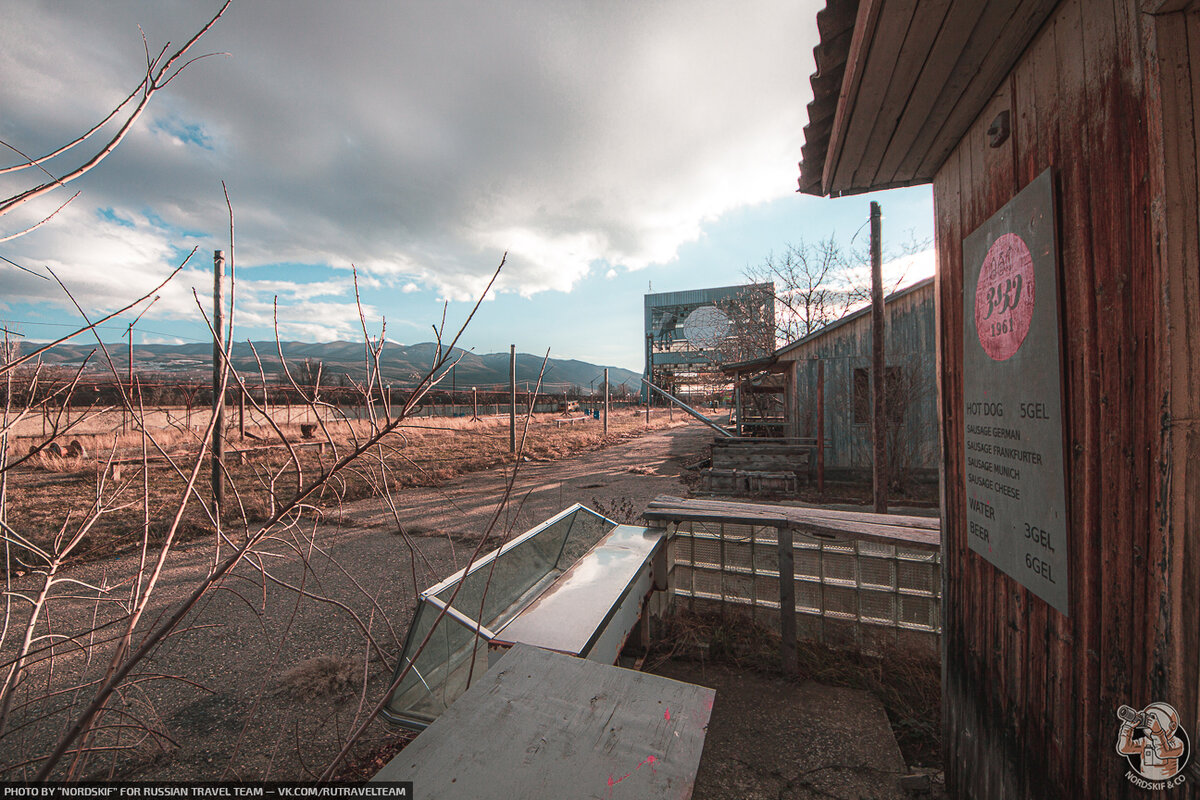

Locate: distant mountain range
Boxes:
[25,341,642,392]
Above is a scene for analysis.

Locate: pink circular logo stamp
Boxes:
[975,232,1036,361]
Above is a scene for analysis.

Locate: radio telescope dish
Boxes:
[681,306,731,349]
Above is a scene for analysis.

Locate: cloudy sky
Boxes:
[0,1,933,370]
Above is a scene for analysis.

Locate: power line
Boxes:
[0,254,50,280]
[0,318,207,343]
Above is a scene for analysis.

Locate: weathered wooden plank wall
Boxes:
[936,0,1198,797]
[780,281,937,476]
[1147,2,1200,784]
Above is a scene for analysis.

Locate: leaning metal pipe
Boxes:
[640,378,733,438]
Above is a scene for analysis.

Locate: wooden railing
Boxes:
[642,496,941,661]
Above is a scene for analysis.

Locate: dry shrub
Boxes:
[34,452,87,473]
[5,406,689,565]
[591,496,638,524]
[327,732,418,782]
[274,656,359,701]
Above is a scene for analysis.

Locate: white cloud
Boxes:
[0,1,819,334]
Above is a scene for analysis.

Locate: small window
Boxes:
[853,368,870,424]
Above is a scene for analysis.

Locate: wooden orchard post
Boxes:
[603,368,609,435]
[509,345,516,453]
[238,386,246,438]
[212,250,226,522]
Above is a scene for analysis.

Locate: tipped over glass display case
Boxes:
[382,504,667,729]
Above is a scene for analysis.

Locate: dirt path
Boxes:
[339,415,713,537]
[1,418,713,782]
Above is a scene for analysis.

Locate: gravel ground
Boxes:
[0,417,712,781]
[651,661,910,800]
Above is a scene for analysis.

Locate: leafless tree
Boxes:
[0,1,231,241]
[881,356,935,495]
[745,238,863,343]
[709,285,776,366]
[0,247,510,781]
[744,232,931,346]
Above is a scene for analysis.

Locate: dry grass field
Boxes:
[3,407,681,566]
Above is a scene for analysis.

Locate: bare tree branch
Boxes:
[0,1,231,224]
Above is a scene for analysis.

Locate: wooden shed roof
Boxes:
[798,0,1059,197]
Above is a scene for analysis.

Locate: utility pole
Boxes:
[645,334,653,426]
[817,359,825,497]
[212,250,226,528]
[870,202,888,514]
[509,345,516,453]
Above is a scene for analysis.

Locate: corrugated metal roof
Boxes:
[798,0,859,196]
[774,275,934,357]
[720,354,780,374]
[643,283,773,309]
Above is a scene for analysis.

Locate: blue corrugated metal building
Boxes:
[643,283,774,402]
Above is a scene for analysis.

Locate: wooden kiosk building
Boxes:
[801,0,1200,797]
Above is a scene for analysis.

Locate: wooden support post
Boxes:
[603,368,609,435]
[778,526,796,674]
[869,201,888,514]
[472,387,478,421]
[734,380,742,436]
[509,344,516,453]
[212,249,226,524]
[238,387,245,439]
[718,525,727,618]
[750,527,757,624]
[817,359,825,496]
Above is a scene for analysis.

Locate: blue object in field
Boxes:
[593,409,599,419]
